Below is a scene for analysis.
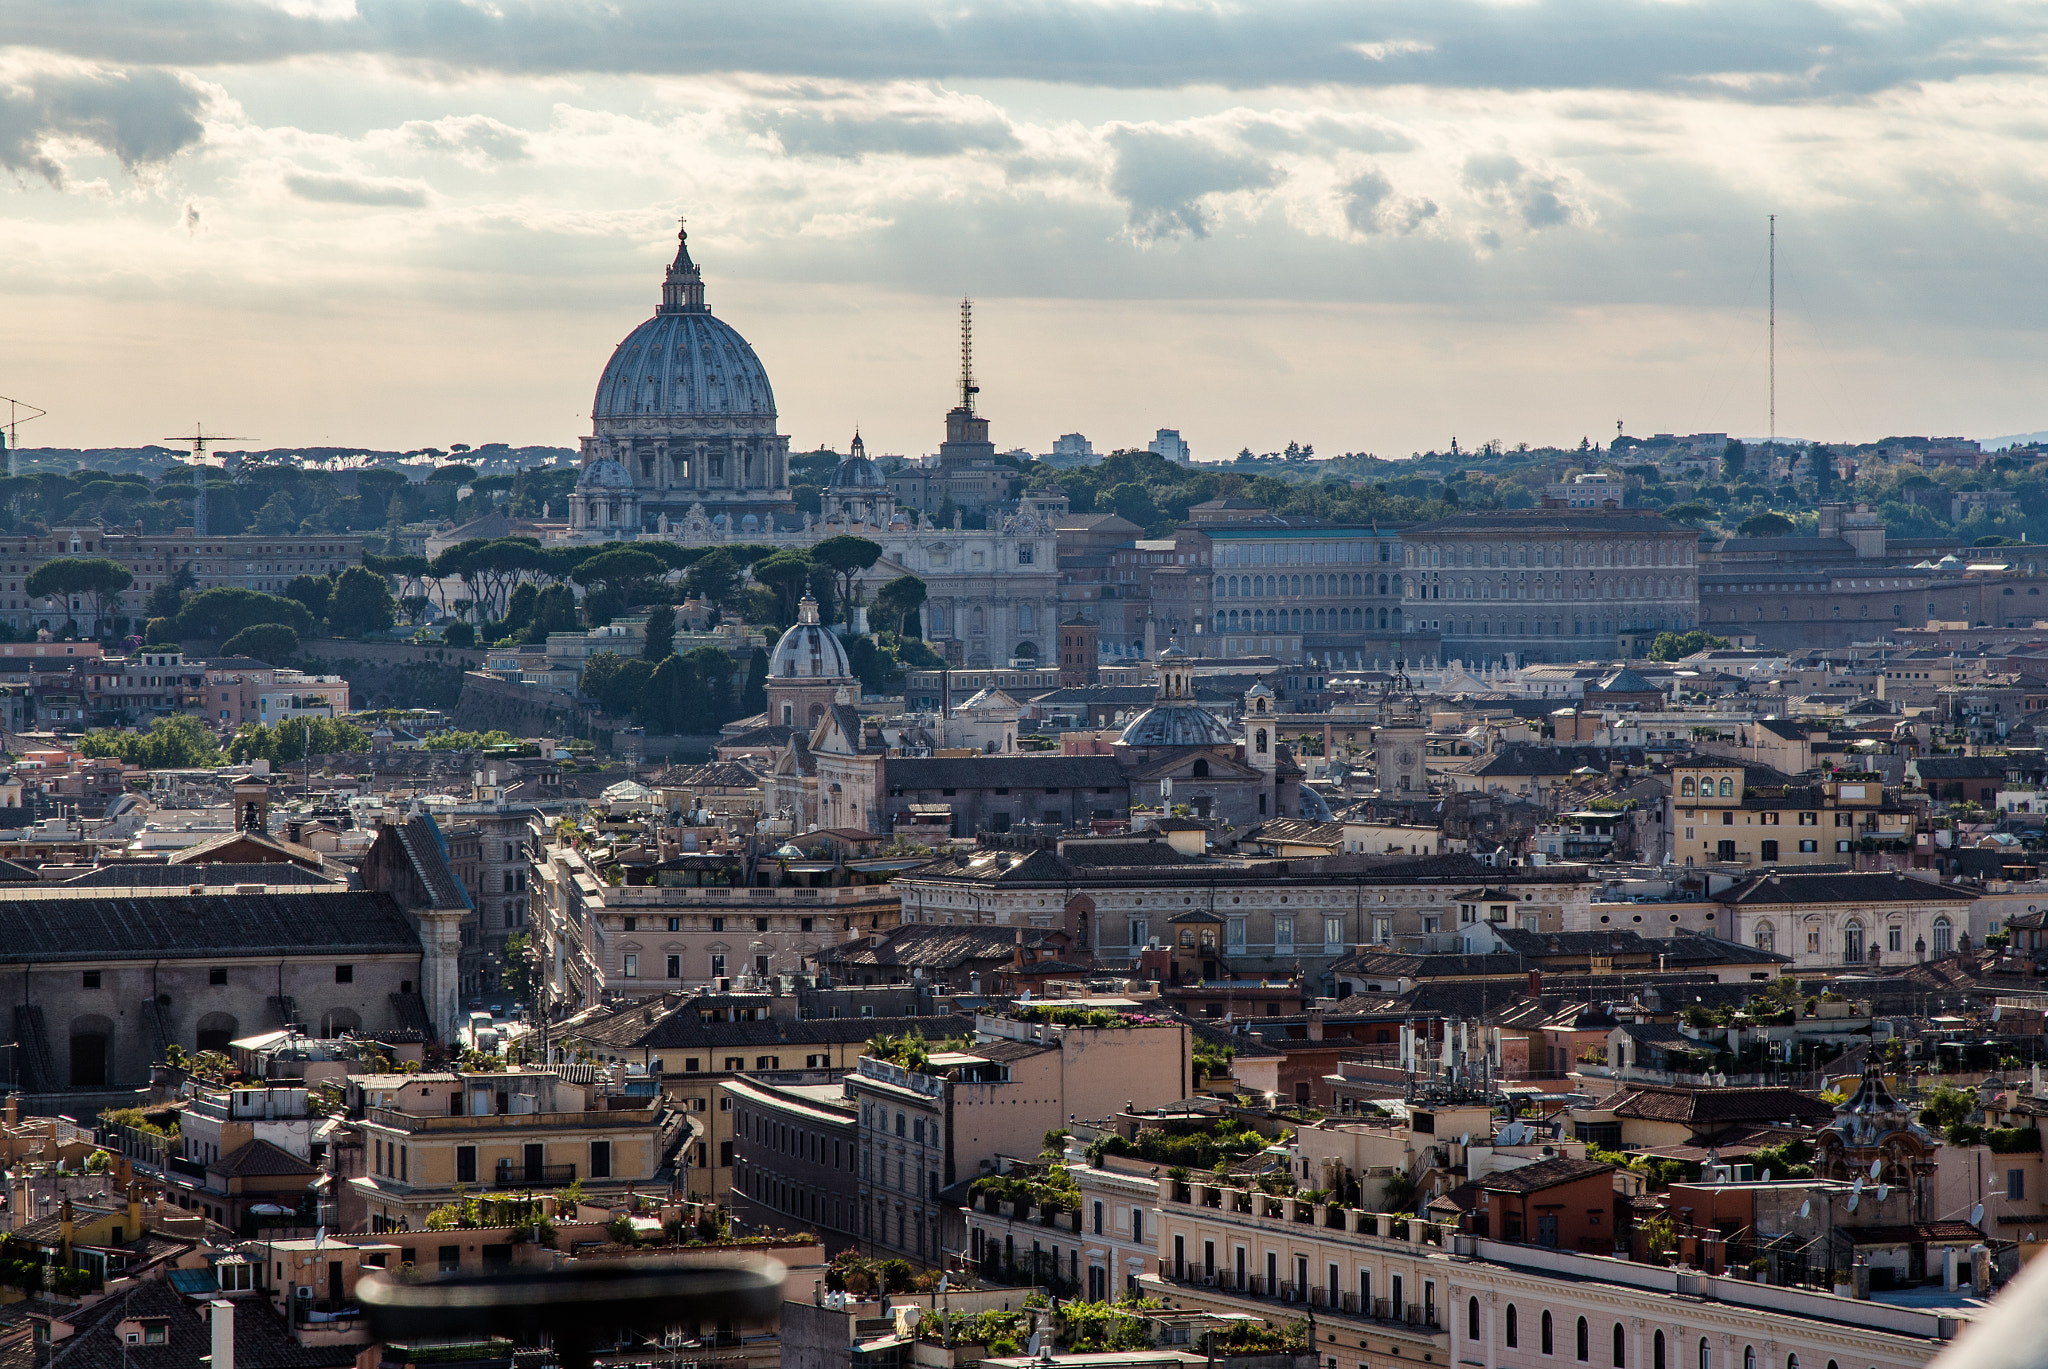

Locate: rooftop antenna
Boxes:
[1,396,49,478]
[959,297,979,415]
[162,422,249,468]
[1768,214,1776,450]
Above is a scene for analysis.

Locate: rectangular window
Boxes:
[710,954,726,978]
[1888,927,1903,953]
[666,955,681,979]
[81,970,100,989]
[1760,840,1778,861]
[1799,839,1818,853]
[1274,917,1293,951]
[1227,918,1246,953]
[590,1140,612,1179]
[456,1146,477,1183]
[668,917,680,932]
[209,967,227,986]
[622,954,638,978]
[2009,1168,2026,1201]
[711,916,725,932]
[335,964,353,984]
[1323,916,1343,949]
[1130,918,1149,950]
[1373,916,1391,944]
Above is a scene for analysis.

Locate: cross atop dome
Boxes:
[661,216,706,313]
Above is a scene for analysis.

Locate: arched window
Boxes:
[1655,1332,1666,1369]
[1719,777,1734,796]
[1192,759,1210,778]
[1932,916,1953,956]
[1255,729,1268,755]
[1576,1318,1590,1362]
[1681,777,1696,797]
[1469,1298,1481,1340]
[1507,1307,1519,1348]
[1844,921,1865,963]
[1699,1339,1711,1369]
[1542,1312,1554,1356]
[1755,921,1775,953]
[1787,1356,1798,1369]
[1614,1324,1626,1368]
[1744,1349,1756,1369]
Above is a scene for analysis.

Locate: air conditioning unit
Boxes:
[296,1286,313,1299]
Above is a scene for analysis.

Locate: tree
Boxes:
[1723,439,1746,482]
[523,584,578,643]
[226,717,371,765]
[752,551,816,624]
[428,464,478,485]
[642,603,676,662]
[810,535,882,624]
[1920,1083,1975,1132]
[175,588,313,640]
[741,646,768,716]
[682,548,743,611]
[1737,511,1795,538]
[221,623,301,663]
[25,557,134,636]
[874,575,928,637]
[502,582,540,638]
[1648,630,1732,661]
[142,616,179,646]
[685,646,736,728]
[254,489,298,534]
[641,653,690,733]
[328,566,397,637]
[145,561,197,619]
[1811,445,1837,498]
[78,715,222,768]
[934,493,960,527]
[571,548,667,606]
[580,651,653,718]
[286,573,334,622]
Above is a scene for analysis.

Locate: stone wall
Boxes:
[455,671,580,736]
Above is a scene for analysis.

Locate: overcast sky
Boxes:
[2,0,2045,460]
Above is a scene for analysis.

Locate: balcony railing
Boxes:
[493,1162,575,1189]
[1155,1262,1440,1331]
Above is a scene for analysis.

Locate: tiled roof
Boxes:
[1842,1223,1985,1245]
[1474,1156,1614,1193]
[818,924,1022,971]
[0,889,420,963]
[211,1137,319,1179]
[651,761,763,787]
[1405,510,1684,536]
[167,828,327,871]
[1605,1086,1833,1126]
[568,1009,955,1053]
[1913,757,2009,779]
[35,1275,361,1369]
[59,863,344,888]
[886,755,1128,791]
[393,816,470,911]
[1716,872,1975,906]
[1467,745,1640,777]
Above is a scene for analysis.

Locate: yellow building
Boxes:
[1667,760,1916,867]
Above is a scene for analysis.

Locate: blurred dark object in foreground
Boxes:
[360,1258,787,1369]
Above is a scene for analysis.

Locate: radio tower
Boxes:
[959,297,979,415]
[1768,215,1776,448]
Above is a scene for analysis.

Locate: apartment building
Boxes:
[1192,501,1409,668]
[963,1144,1183,1301]
[850,1009,1189,1268]
[341,1069,665,1230]
[1666,759,1918,868]
[5,524,360,636]
[557,1002,936,1204]
[727,1071,861,1253]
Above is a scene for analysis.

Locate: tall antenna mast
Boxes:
[959,297,978,415]
[0,396,49,479]
[1768,214,1776,448]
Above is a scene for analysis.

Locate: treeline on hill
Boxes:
[0,462,579,543]
[75,714,369,769]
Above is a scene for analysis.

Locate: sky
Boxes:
[3,1,2047,462]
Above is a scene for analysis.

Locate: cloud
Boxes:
[6,0,2046,100]
[400,113,529,164]
[1342,166,1437,235]
[744,106,1018,160]
[183,200,202,233]
[1105,125,1276,241]
[0,66,206,186]
[284,169,430,206]
[1462,152,1581,230]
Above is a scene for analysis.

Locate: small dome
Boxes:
[830,451,885,491]
[1118,702,1234,748]
[769,594,853,679]
[578,458,635,490]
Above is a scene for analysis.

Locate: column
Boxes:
[1486,1291,1498,1369]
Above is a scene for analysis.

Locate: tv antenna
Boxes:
[161,422,249,465]
[1,395,48,476]
[1768,214,1776,448]
[959,297,979,414]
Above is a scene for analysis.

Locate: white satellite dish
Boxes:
[1799,1200,1812,1218]
[1847,1193,1860,1213]
[1876,1185,1890,1203]
[1760,1168,1771,1183]
[1460,1132,1470,1146]
[1852,1175,1865,1196]
[1993,1005,2004,1022]
[1972,1203,1985,1226]
[1870,1158,1884,1179]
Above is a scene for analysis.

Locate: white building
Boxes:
[1148,429,1192,464]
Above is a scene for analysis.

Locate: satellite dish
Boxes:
[1460,1132,1471,1146]
[1847,1193,1860,1213]
[1994,1005,2004,1022]
[1876,1185,1890,1203]
[1852,1175,1864,1195]
[1799,1200,1812,1218]
[1760,1168,1771,1183]
[1972,1203,1985,1226]
[1870,1158,1884,1179]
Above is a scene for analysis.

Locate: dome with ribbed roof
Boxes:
[591,225,775,423]
[577,458,634,490]
[830,431,885,491]
[769,595,853,680]
[1118,641,1232,747]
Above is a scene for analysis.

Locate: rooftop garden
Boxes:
[1086,1118,1272,1172]
[864,1029,976,1072]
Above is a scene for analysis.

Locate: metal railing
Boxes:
[1157,1262,1440,1331]
[493,1162,575,1189]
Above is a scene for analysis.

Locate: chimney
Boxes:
[58,1194,73,1258]
[127,1183,142,1240]
[1527,970,1543,997]
[1307,1008,1324,1041]
[209,1298,234,1369]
